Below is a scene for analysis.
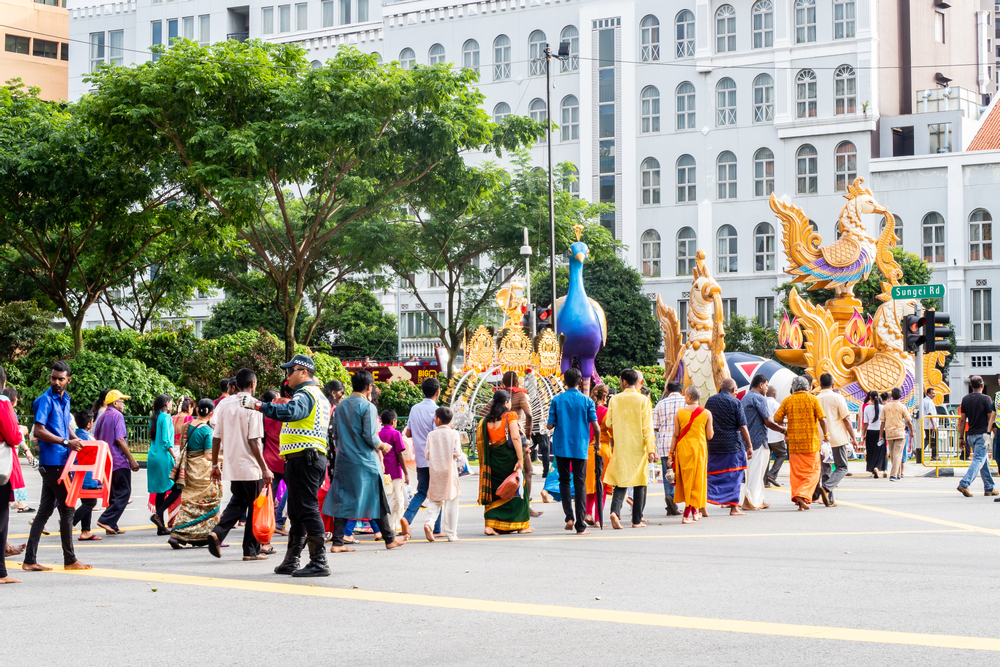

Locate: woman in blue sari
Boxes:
[169,400,221,549]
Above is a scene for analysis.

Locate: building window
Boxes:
[716,78,736,126]
[970,355,994,368]
[752,1,773,49]
[721,299,737,323]
[641,158,661,205]
[640,86,660,133]
[835,65,856,114]
[562,165,580,197]
[429,273,443,288]
[641,15,660,61]
[796,69,817,118]
[675,10,695,58]
[429,43,445,65]
[5,35,29,55]
[973,288,992,341]
[295,2,307,30]
[641,230,661,277]
[494,35,511,80]
[935,11,945,43]
[358,0,368,22]
[834,141,857,192]
[922,212,945,263]
[33,39,58,59]
[182,16,194,40]
[262,7,274,34]
[880,215,902,246]
[561,25,579,71]
[970,209,993,261]
[796,144,818,194]
[528,30,547,76]
[676,81,696,130]
[529,98,547,125]
[561,95,579,141]
[322,1,333,27]
[61,43,69,61]
[717,225,738,273]
[493,102,511,123]
[677,155,696,203]
[279,5,291,32]
[677,227,697,275]
[795,0,816,43]
[754,148,774,197]
[89,32,106,70]
[753,73,774,122]
[462,39,479,70]
[756,296,775,326]
[715,5,736,53]
[754,222,775,271]
[109,30,123,65]
[399,48,415,69]
[717,151,737,200]
[929,123,952,153]
[403,311,444,338]
[834,0,855,39]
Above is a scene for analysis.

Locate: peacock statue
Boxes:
[554,224,607,394]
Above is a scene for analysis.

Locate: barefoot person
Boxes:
[546,368,599,535]
[672,386,712,524]
[705,378,753,516]
[476,390,532,535]
[740,374,786,511]
[773,376,830,511]
[0,366,25,583]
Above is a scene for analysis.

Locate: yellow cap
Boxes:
[104,389,131,405]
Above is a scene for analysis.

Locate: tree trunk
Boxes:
[284,313,297,361]
[68,313,85,353]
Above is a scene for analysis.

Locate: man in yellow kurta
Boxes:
[773,375,830,511]
[604,369,656,529]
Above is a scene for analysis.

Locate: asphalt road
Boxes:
[4,461,1000,667]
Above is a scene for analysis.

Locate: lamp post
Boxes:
[519,227,535,338]
[543,41,570,334]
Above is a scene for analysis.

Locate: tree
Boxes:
[86,41,538,360]
[201,281,304,341]
[323,282,398,359]
[724,314,781,359]
[0,301,56,364]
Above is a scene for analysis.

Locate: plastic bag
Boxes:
[820,440,834,463]
[253,483,275,544]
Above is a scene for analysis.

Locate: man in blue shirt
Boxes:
[740,374,786,511]
[401,377,443,537]
[547,368,599,534]
[22,361,91,572]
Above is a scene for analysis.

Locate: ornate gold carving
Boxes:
[495,280,527,330]
[788,288,855,387]
[924,350,951,403]
[572,224,584,242]
[498,326,533,373]
[534,328,562,377]
[463,326,496,373]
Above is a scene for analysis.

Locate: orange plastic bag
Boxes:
[252,484,275,544]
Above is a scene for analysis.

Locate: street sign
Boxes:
[891,284,945,300]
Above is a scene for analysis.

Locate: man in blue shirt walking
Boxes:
[547,368,599,534]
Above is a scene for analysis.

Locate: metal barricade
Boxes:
[919,414,996,474]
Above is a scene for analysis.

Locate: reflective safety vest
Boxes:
[279,384,331,456]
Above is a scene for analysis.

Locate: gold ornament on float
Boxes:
[498,326,533,374]
[534,328,562,377]
[463,326,496,373]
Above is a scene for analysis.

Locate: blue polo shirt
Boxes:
[33,387,72,466]
[547,388,598,460]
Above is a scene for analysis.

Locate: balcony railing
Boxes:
[227,32,249,42]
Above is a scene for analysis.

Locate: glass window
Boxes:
[561,95,579,141]
[929,123,952,153]
[358,0,368,22]
[429,43,445,65]
[562,165,580,197]
[322,1,333,28]
[717,151,737,200]
[61,43,69,61]
[722,299,737,323]
[296,2,308,30]
[33,38,58,59]
[754,148,775,197]
[675,10,695,58]
[182,16,194,40]
[795,0,816,43]
[641,15,660,61]
[167,19,178,45]
[561,26,579,71]
[973,289,992,341]
[198,15,209,43]
[678,300,689,338]
[529,98,547,127]
[922,212,945,263]
[262,7,274,34]
[716,78,736,126]
[279,5,291,32]
[399,48,415,69]
[529,30,547,76]
[676,82,695,130]
[677,227,697,275]
[834,0,855,39]
[109,29,123,65]
[641,86,660,133]
[150,22,160,61]
[834,141,857,192]
[493,102,511,123]
[717,224,738,273]
[641,230,661,277]
[677,155,696,203]
[796,69,817,118]
[641,158,661,205]
[835,65,856,114]
[935,11,945,43]
[753,1,773,49]
[756,296,774,326]
[463,39,479,71]
[754,222,775,271]
[494,35,511,80]
[753,73,774,122]
[5,35,29,54]
[796,144,818,194]
[716,5,736,53]
[338,0,349,24]
[970,210,993,261]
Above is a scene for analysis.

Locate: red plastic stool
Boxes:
[59,440,113,508]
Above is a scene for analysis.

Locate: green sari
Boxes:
[477,415,530,532]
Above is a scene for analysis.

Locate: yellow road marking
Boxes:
[834,499,1000,537]
[41,565,1000,652]
[7,524,156,540]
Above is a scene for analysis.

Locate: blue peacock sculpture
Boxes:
[554,224,607,393]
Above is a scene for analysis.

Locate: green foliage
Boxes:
[723,315,781,359]
[202,289,300,341]
[0,301,55,364]
[296,348,351,388]
[322,282,398,359]
[374,380,425,418]
[599,376,622,395]
[634,365,665,403]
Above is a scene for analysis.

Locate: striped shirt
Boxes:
[652,392,685,458]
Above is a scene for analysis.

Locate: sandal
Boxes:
[77,535,103,541]
[260,546,276,555]
[17,507,35,513]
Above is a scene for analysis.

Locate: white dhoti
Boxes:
[742,444,770,509]
[386,477,406,532]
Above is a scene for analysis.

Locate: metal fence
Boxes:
[919,414,998,473]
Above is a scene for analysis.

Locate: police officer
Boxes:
[240,354,331,577]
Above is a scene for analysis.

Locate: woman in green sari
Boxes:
[477,390,532,535]
[168,399,222,549]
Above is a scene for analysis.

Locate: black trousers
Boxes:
[284,449,326,540]
[532,434,551,477]
[212,480,263,557]
[24,466,77,566]
[154,486,182,519]
[766,441,787,481]
[73,498,98,532]
[0,481,10,577]
[97,468,132,530]
[609,486,646,526]
[332,515,394,547]
[557,456,587,532]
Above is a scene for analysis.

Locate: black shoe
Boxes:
[207,532,222,558]
[665,497,681,517]
[292,536,331,578]
[274,537,306,575]
[150,513,167,533]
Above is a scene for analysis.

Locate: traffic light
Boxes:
[903,314,924,353]
[923,310,951,354]
[536,306,552,324]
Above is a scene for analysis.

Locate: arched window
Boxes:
[562,165,580,197]
[529,98,547,123]
[796,144,818,194]
[970,210,993,261]
[717,224,738,273]
[835,65,856,115]
[754,147,775,197]
[399,48,415,69]
[676,82,696,130]
[716,5,736,53]
[753,73,774,122]
[754,222,775,271]
[561,95,579,141]
[372,52,382,63]
[796,69,817,118]
[429,43,445,65]
[641,86,660,133]
[642,230,661,277]
[641,158,661,205]
[922,212,945,263]
[795,0,816,43]
[717,151,737,200]
[493,102,511,123]
[529,30,546,76]
[561,26,579,71]
[641,15,660,61]
[835,141,857,192]
[677,227,697,275]
[834,0,856,39]
[716,78,736,126]
[493,35,511,80]
[675,11,695,58]
[880,215,902,246]
[752,1,774,49]
[677,155,696,202]
[462,39,479,71]
[310,60,323,69]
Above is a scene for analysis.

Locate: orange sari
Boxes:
[586,405,611,495]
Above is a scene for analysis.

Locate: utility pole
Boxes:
[520,227,536,338]
[914,300,924,439]
[544,43,557,335]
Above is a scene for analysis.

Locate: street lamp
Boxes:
[519,227,535,338]
[543,40,571,334]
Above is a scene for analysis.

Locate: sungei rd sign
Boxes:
[891,284,945,300]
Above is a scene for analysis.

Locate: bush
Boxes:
[600,375,621,395]
[310,352,351,388]
[374,380,424,418]
[0,300,55,365]
[184,329,285,398]
[634,365,665,403]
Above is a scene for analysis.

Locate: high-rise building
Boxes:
[3,0,70,101]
